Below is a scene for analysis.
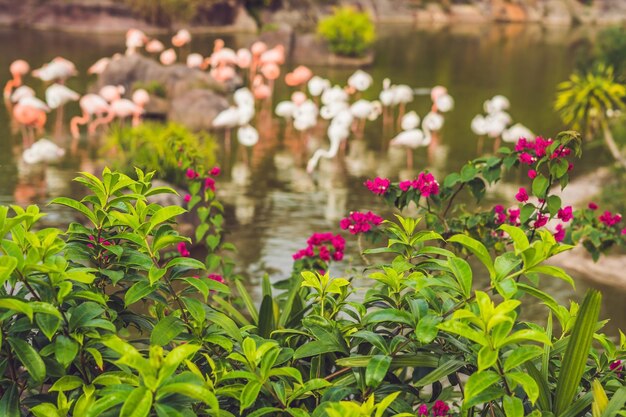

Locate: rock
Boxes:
[168,89,229,132]
[543,0,573,26]
[231,5,258,33]
[258,23,294,53]
[491,0,529,23]
[450,4,488,23]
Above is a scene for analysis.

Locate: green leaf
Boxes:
[532,175,550,198]
[478,346,499,371]
[120,386,152,417]
[464,370,501,400]
[503,345,543,372]
[362,309,414,326]
[507,371,539,404]
[448,234,495,279]
[157,382,218,411]
[30,404,61,417]
[555,289,602,415]
[447,256,473,298]
[85,391,128,417]
[36,314,60,341]
[0,298,33,321]
[8,337,46,383]
[240,380,263,413]
[258,295,275,339]
[50,197,97,225]
[182,296,206,323]
[149,206,186,232]
[601,387,626,417]
[125,281,156,307]
[414,314,440,344]
[0,257,17,286]
[0,385,20,417]
[413,360,465,387]
[365,355,391,388]
[499,225,529,253]
[55,335,79,368]
[503,395,524,417]
[69,302,104,331]
[206,310,243,343]
[526,265,575,288]
[49,375,84,392]
[148,265,166,285]
[151,315,185,346]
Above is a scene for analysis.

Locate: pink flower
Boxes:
[508,208,521,225]
[204,177,216,191]
[332,251,344,261]
[554,224,565,242]
[418,404,429,416]
[599,211,622,227]
[399,180,412,192]
[414,172,440,197]
[610,360,624,378]
[588,202,598,210]
[622,228,626,235]
[184,194,191,202]
[177,242,190,257]
[527,169,537,179]
[208,273,225,283]
[534,213,548,228]
[432,400,450,417]
[364,177,390,195]
[494,205,504,213]
[209,166,221,176]
[186,168,199,179]
[515,187,529,202]
[293,233,345,263]
[568,162,574,172]
[339,211,383,235]
[557,206,573,222]
[519,152,535,165]
[319,246,331,261]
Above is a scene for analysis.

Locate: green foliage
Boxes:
[317,6,376,57]
[596,27,626,79]
[105,122,218,187]
[0,136,623,415]
[132,81,167,98]
[555,65,626,136]
[123,0,206,26]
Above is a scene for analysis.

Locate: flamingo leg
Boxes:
[493,136,501,153]
[477,135,484,155]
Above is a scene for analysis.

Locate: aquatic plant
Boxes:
[317,6,376,57]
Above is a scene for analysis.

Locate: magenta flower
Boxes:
[417,404,429,416]
[519,152,535,165]
[515,187,529,202]
[432,400,450,417]
[413,172,440,197]
[534,213,549,228]
[184,194,191,202]
[364,177,391,195]
[209,166,221,176]
[589,202,598,210]
[340,211,383,235]
[293,232,345,263]
[186,168,199,179]
[494,205,506,224]
[528,169,537,179]
[610,360,624,378]
[554,224,565,242]
[177,242,190,257]
[319,246,331,261]
[508,208,521,225]
[599,211,622,227]
[399,180,412,192]
[208,273,225,283]
[557,206,573,222]
[332,251,344,261]
[204,177,216,191]
[622,228,626,235]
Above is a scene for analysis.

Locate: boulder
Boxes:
[168,89,229,132]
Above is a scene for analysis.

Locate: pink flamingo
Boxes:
[146,39,165,55]
[45,83,80,136]
[126,29,147,55]
[131,89,150,126]
[160,49,177,66]
[32,57,77,85]
[249,41,268,85]
[285,65,313,89]
[252,75,271,102]
[13,100,48,147]
[172,29,192,59]
[4,60,30,102]
[70,94,110,142]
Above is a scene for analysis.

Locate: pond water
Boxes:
[1,23,624,334]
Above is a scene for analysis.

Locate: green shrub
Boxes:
[132,80,167,98]
[0,165,623,416]
[317,6,376,57]
[104,122,218,187]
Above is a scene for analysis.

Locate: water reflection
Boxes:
[0,24,624,332]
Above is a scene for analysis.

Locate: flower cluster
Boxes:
[417,400,450,417]
[515,136,553,160]
[87,235,112,248]
[340,211,383,234]
[292,232,345,262]
[599,210,622,227]
[398,172,440,197]
[208,273,225,283]
[494,205,520,225]
[364,177,390,195]
[515,187,529,202]
[184,166,221,202]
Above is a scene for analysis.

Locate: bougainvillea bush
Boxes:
[0,131,624,416]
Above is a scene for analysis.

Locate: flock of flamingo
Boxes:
[3,27,534,174]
